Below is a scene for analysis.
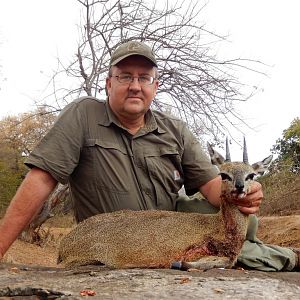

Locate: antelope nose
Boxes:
[235,180,244,193]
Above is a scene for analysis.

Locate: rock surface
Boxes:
[0,264,300,299]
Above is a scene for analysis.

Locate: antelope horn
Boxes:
[243,137,249,164]
[225,137,231,162]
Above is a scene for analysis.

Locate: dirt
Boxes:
[3,227,71,267]
[1,215,300,299]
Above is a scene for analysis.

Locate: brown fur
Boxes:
[58,207,245,269]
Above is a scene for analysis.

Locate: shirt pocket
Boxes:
[80,138,130,193]
[144,148,183,208]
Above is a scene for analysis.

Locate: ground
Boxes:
[1,215,300,299]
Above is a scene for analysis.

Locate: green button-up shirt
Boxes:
[25,97,218,222]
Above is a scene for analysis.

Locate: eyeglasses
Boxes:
[111,74,156,85]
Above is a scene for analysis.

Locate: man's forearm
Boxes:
[199,175,222,208]
[0,168,57,258]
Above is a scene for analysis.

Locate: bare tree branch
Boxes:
[41,0,267,143]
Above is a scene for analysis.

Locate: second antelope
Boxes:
[58,139,272,270]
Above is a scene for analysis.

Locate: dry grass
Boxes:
[45,214,76,228]
[258,170,300,216]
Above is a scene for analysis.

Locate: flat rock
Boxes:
[0,263,300,299]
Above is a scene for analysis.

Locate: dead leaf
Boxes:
[79,289,96,296]
[213,288,225,293]
[9,267,20,273]
[180,277,191,284]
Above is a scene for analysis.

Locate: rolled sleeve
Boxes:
[25,101,85,184]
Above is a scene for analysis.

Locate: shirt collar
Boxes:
[144,109,166,134]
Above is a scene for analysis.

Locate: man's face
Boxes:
[106,55,159,120]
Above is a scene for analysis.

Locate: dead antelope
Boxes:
[58,138,272,270]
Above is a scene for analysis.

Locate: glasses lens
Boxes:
[118,74,132,84]
[115,74,155,85]
[139,75,153,85]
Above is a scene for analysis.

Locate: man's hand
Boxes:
[237,181,263,215]
[200,176,264,215]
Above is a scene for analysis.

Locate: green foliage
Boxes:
[271,117,300,173]
[0,108,56,212]
[0,142,27,212]
[0,161,26,212]
[261,118,300,214]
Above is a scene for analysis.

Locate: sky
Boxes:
[204,0,300,162]
[0,0,299,163]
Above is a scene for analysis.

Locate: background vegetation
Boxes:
[0,108,56,213]
[258,117,300,216]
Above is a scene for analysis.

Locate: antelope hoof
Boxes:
[171,261,191,271]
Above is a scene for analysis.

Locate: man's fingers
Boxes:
[230,180,264,215]
[237,195,262,214]
[238,204,260,214]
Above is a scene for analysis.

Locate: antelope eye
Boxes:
[219,173,232,181]
[245,173,256,181]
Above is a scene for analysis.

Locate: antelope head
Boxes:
[207,137,273,198]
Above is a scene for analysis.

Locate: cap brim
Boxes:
[110,53,157,67]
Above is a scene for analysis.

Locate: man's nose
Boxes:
[128,77,142,90]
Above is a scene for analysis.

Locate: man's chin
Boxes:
[124,104,146,115]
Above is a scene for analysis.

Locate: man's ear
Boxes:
[154,79,159,95]
[105,77,111,96]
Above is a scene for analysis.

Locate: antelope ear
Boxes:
[251,155,273,175]
[207,142,225,167]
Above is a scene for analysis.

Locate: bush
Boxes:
[0,162,26,214]
[258,167,300,216]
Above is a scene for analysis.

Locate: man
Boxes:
[0,41,298,271]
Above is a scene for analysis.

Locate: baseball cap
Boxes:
[109,41,158,67]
